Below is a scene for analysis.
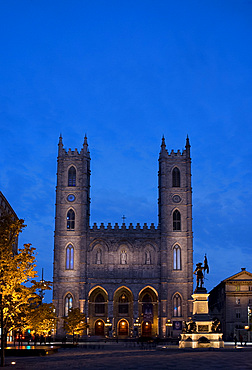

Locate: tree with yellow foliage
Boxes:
[0,212,50,366]
[63,308,86,343]
[26,303,57,341]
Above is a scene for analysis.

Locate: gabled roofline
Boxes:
[0,191,18,219]
[222,269,252,283]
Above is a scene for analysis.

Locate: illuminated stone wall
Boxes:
[53,136,193,338]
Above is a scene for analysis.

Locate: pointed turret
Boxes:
[185,135,191,158]
[159,135,168,158]
[82,134,90,157]
[58,134,64,156]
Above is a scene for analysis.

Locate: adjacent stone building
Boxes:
[209,268,252,341]
[0,191,18,253]
[53,136,193,338]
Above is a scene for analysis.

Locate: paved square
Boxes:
[6,343,252,370]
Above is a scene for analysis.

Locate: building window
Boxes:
[66,245,74,269]
[173,293,182,317]
[65,293,73,316]
[68,166,76,187]
[95,294,105,314]
[67,209,75,230]
[172,167,180,187]
[173,245,181,270]
[236,285,240,292]
[142,294,153,317]
[235,309,241,319]
[118,294,129,314]
[249,286,252,291]
[173,210,181,231]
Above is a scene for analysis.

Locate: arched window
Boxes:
[65,293,73,316]
[67,209,75,230]
[66,245,74,270]
[118,293,129,314]
[142,294,152,303]
[142,293,153,317]
[173,245,181,270]
[68,166,76,187]
[172,167,180,187]
[173,210,181,231]
[173,293,182,317]
[95,293,105,314]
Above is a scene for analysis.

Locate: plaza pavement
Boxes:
[6,342,252,370]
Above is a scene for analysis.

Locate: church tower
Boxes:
[53,136,90,325]
[53,135,193,338]
[158,136,193,335]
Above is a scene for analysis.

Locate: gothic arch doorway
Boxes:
[95,320,105,336]
[138,287,158,338]
[118,319,129,336]
[142,321,152,337]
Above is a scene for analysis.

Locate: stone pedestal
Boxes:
[179,288,224,349]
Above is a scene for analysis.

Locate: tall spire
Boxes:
[58,134,64,156]
[161,135,166,148]
[82,134,89,157]
[159,135,168,158]
[186,135,191,158]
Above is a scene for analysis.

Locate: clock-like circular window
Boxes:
[172,195,181,203]
[67,194,76,202]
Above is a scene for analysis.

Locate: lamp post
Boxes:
[104,318,112,337]
[165,319,172,338]
[133,318,141,338]
[248,306,251,342]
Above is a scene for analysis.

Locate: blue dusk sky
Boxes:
[1,1,252,301]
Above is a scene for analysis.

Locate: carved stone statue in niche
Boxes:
[145,250,151,265]
[120,250,127,264]
[96,248,102,264]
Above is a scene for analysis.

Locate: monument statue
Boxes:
[211,318,221,333]
[180,255,224,349]
[183,320,197,333]
[193,255,209,289]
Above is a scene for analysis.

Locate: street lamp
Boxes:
[134,318,141,337]
[105,318,112,337]
[165,319,172,338]
[247,306,251,342]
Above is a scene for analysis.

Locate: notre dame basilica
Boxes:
[53,136,193,338]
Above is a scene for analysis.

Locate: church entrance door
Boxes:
[95,320,105,336]
[142,321,152,337]
[118,319,128,336]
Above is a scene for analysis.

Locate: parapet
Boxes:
[90,222,158,231]
[169,149,187,157]
[59,147,90,158]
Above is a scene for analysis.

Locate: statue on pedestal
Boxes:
[211,318,221,333]
[193,255,209,288]
[183,320,197,333]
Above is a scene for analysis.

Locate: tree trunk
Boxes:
[0,293,5,367]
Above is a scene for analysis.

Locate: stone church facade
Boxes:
[53,136,193,338]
